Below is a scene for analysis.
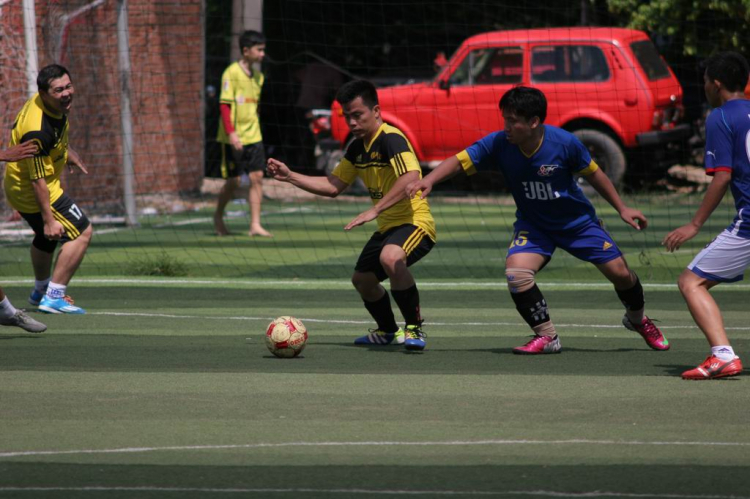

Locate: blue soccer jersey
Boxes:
[456,125,599,231]
[704,99,750,239]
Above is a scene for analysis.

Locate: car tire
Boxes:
[573,129,626,193]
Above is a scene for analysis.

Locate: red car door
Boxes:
[414,45,524,160]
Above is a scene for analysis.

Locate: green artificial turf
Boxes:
[1,194,748,497]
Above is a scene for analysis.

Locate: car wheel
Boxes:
[573,129,626,193]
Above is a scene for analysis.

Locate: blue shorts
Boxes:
[507,219,622,264]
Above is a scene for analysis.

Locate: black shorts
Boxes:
[355,224,435,282]
[20,193,91,253]
[205,142,266,178]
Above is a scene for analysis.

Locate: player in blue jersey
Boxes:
[664,52,749,380]
[407,86,669,354]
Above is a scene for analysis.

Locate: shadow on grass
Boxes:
[1,462,749,498]
[0,334,729,377]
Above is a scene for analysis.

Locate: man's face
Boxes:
[40,74,74,115]
[502,109,538,144]
[703,70,721,108]
[242,44,266,64]
[341,97,380,139]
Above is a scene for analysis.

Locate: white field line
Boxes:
[2,277,750,292]
[0,278,719,290]
[0,226,124,244]
[2,438,749,459]
[0,207,314,242]
[0,486,747,499]
[85,311,750,331]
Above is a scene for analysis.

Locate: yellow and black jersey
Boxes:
[3,93,68,214]
[216,61,264,145]
[332,123,436,242]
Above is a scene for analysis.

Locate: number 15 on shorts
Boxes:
[510,230,529,249]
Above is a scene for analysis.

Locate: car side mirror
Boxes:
[439,79,451,91]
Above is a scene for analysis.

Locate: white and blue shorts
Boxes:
[688,229,750,283]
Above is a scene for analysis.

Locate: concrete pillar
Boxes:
[230,0,263,61]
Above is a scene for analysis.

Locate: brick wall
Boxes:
[0,0,204,215]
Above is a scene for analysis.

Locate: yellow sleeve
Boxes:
[331,157,357,185]
[577,160,599,176]
[25,155,53,180]
[456,150,477,176]
[390,151,421,176]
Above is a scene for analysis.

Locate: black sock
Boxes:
[616,276,645,311]
[509,284,550,328]
[363,291,399,333]
[391,285,422,326]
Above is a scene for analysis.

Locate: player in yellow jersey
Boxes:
[209,30,272,237]
[267,80,436,350]
[3,64,92,314]
[0,143,48,332]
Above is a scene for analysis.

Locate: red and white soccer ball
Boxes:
[265,316,308,358]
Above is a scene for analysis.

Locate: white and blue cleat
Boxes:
[38,295,86,314]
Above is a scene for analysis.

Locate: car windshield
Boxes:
[447,47,523,86]
[630,40,671,81]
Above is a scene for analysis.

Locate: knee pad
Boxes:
[506,267,536,294]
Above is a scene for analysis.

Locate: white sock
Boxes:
[35,278,50,293]
[46,282,67,300]
[0,297,17,318]
[711,346,736,361]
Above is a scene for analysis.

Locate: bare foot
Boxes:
[249,225,273,237]
[214,215,231,236]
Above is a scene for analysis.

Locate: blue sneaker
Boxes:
[38,295,86,314]
[404,325,426,351]
[354,328,404,345]
[29,289,45,306]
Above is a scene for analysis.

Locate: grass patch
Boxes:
[124,252,188,277]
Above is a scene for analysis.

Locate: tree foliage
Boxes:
[604,0,750,56]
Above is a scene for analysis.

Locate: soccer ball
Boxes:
[265,316,308,358]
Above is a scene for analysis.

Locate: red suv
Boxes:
[330,27,690,188]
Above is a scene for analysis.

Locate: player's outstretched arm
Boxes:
[266,157,347,198]
[345,170,420,231]
[584,167,647,230]
[406,155,463,199]
[663,170,731,252]
[0,142,38,162]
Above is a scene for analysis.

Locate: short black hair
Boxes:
[37,64,71,92]
[335,80,379,109]
[239,30,265,51]
[499,86,547,123]
[704,51,749,92]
